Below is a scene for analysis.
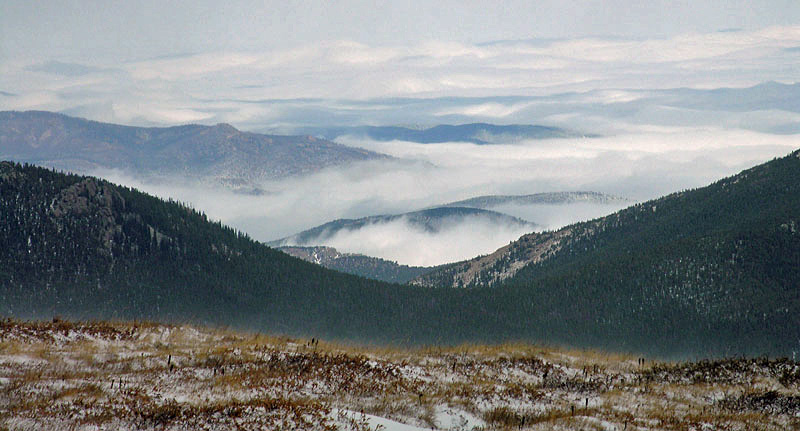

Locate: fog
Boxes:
[93,127,799,266]
[284,216,536,267]
[486,202,631,232]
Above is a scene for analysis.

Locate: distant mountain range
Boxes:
[277,246,433,284]
[0,111,389,189]
[267,206,538,247]
[303,123,587,145]
[438,191,628,209]
[2,149,799,356]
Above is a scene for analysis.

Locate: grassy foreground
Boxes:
[1,319,798,430]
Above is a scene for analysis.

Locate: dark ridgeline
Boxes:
[1,149,799,357]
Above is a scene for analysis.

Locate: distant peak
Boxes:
[215,123,238,133]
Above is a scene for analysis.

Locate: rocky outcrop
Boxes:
[49,178,125,254]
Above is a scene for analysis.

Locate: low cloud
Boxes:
[90,126,799,266]
[299,216,535,267]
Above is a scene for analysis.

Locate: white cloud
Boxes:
[90,127,799,265]
[317,217,535,267]
[433,102,536,118]
[3,26,800,123]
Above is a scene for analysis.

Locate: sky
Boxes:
[3,1,800,63]
[2,1,800,125]
[2,1,800,265]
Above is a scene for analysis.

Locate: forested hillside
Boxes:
[499,150,800,356]
[0,161,450,342]
[415,150,800,356]
[2,153,799,357]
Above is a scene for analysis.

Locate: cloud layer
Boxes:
[93,127,799,265]
[2,26,800,128]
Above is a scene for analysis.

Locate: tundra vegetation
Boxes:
[1,320,798,430]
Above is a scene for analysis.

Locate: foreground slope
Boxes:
[2,320,798,431]
[0,111,387,186]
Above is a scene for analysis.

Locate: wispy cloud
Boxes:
[2,26,799,126]
[24,61,109,77]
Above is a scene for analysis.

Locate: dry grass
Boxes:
[0,319,797,430]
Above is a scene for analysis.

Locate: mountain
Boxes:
[414,150,800,355]
[0,111,388,188]
[661,81,800,114]
[0,160,427,341]
[304,123,586,145]
[439,191,628,209]
[3,151,800,357]
[267,206,538,247]
[277,246,433,283]
[414,153,800,289]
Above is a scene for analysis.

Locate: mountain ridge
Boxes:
[413,151,800,289]
[277,245,434,283]
[0,110,389,188]
[437,191,629,209]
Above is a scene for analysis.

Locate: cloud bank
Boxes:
[2,27,799,128]
[92,127,799,266]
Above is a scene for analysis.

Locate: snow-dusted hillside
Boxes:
[2,320,798,430]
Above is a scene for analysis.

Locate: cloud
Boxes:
[24,61,109,77]
[3,24,798,266]
[88,125,799,266]
[311,216,535,267]
[433,102,536,118]
[3,26,800,126]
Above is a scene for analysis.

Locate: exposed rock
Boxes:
[49,178,124,254]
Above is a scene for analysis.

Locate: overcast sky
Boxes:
[3,1,800,63]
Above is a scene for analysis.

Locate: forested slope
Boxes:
[2,152,799,357]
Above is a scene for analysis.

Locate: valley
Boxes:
[4,5,800,430]
[2,149,799,357]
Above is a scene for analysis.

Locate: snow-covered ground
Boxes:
[0,320,798,430]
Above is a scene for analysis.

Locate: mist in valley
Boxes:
[91,125,798,266]
[5,7,800,266]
